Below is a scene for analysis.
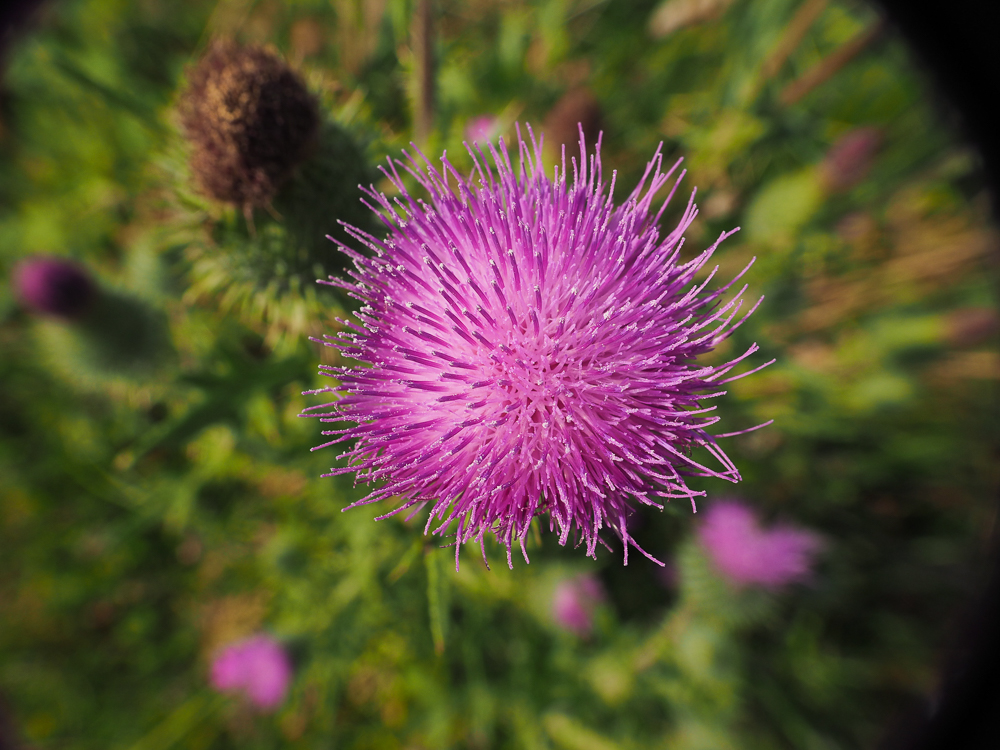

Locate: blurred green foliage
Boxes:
[1,0,997,748]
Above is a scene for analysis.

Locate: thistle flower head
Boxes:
[304,127,770,568]
[180,40,319,208]
[13,256,95,319]
[698,499,821,588]
[210,634,292,712]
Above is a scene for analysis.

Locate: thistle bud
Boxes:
[20,263,175,388]
[180,41,319,209]
[176,42,377,347]
[13,256,95,319]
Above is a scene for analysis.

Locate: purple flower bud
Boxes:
[13,256,95,319]
[552,574,605,635]
[210,634,292,712]
[820,127,882,192]
[303,128,770,567]
[697,499,821,589]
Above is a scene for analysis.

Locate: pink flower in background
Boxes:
[464,115,498,144]
[552,574,605,635]
[210,634,292,711]
[820,126,882,192]
[698,500,821,588]
[13,256,95,319]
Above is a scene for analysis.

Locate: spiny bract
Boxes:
[304,127,771,568]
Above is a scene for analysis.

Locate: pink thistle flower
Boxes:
[552,574,606,635]
[210,634,292,712]
[13,256,95,320]
[465,115,499,144]
[304,126,771,568]
[698,499,821,588]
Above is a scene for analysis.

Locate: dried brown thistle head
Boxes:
[180,41,319,209]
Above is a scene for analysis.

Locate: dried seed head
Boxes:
[180,41,319,208]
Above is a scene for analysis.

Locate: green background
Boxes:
[1,0,997,747]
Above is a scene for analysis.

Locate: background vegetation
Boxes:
[1,0,997,747]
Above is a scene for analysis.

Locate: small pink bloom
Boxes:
[210,635,292,711]
[465,115,498,144]
[698,500,821,588]
[552,574,605,635]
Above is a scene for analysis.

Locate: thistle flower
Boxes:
[304,127,771,567]
[180,40,319,210]
[697,499,821,588]
[210,634,292,712]
[552,574,606,635]
[13,256,95,319]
